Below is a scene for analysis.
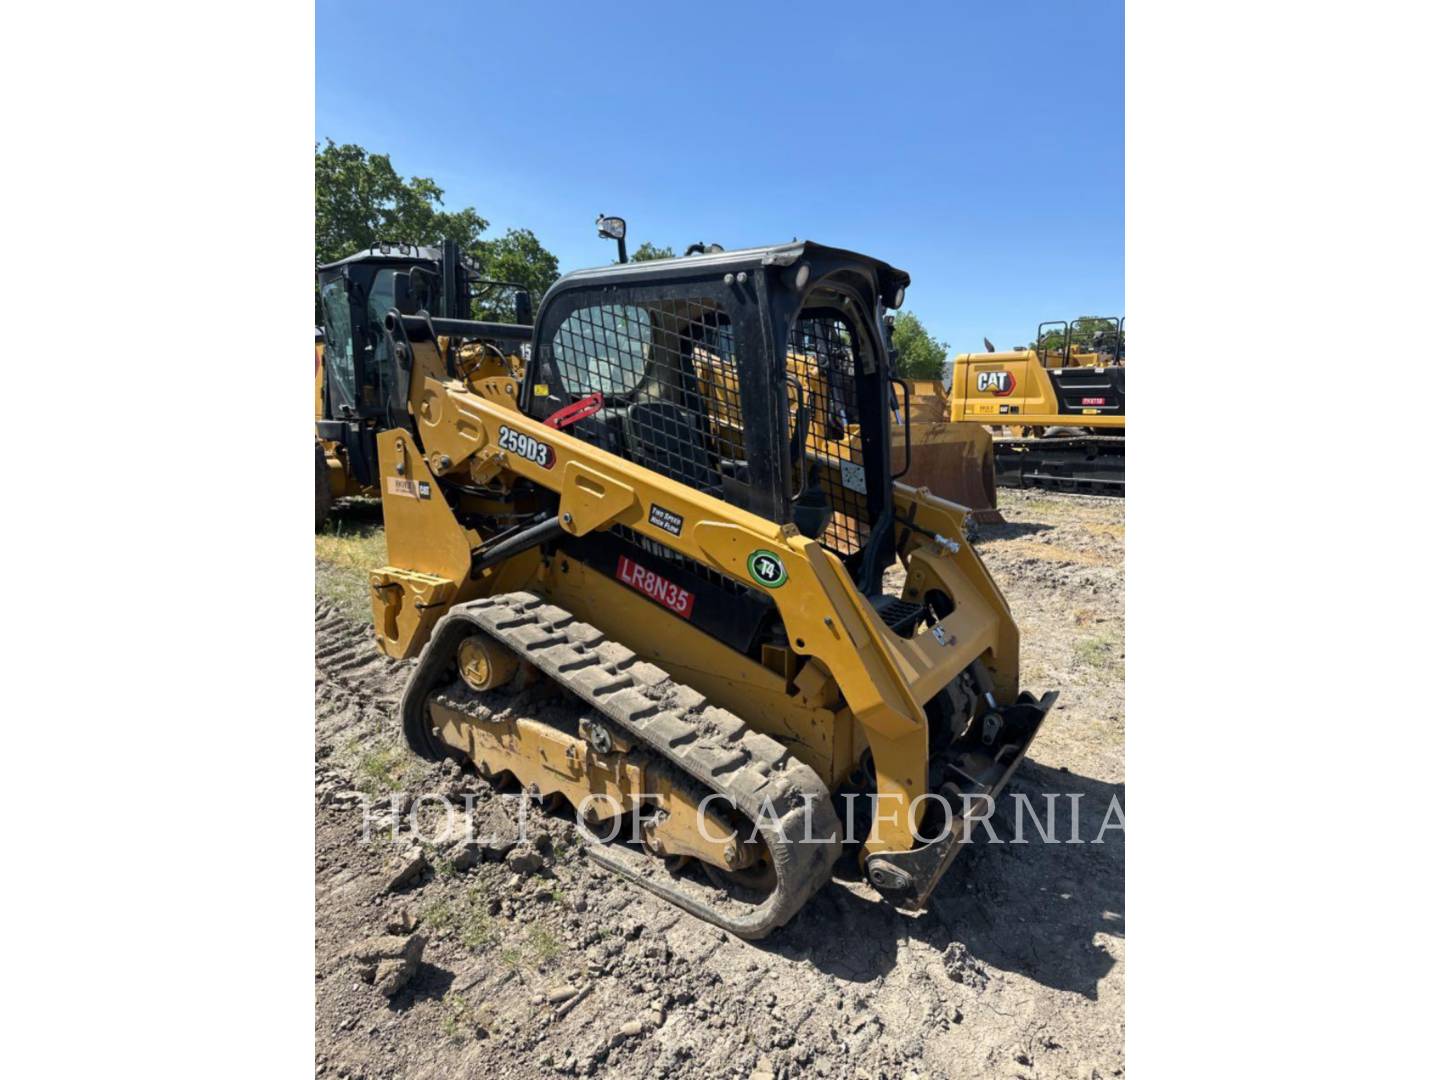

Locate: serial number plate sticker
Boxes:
[840,459,868,495]
[617,555,695,619]
[497,425,556,469]
[648,504,684,537]
[386,477,431,500]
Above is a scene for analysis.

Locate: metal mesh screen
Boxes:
[787,314,871,557]
[541,299,879,560]
[548,300,746,504]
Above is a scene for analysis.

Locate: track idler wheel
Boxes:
[456,633,519,692]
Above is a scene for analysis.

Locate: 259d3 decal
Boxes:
[497,425,556,469]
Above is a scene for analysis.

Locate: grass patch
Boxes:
[421,897,459,932]
[1007,540,1105,566]
[422,888,495,951]
[528,925,561,963]
[440,992,490,1042]
[315,515,387,569]
[1073,635,1119,670]
[314,516,386,621]
[1000,494,1074,517]
[461,912,495,950]
[356,743,410,794]
[441,995,469,1041]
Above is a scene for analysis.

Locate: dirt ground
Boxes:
[315,488,1125,1079]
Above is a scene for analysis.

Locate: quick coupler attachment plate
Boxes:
[866,690,1059,911]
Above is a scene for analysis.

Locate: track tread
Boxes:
[398,591,841,939]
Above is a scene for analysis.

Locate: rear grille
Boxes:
[1049,367,1125,415]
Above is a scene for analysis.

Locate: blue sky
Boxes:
[316,0,1122,355]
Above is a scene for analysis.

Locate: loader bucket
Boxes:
[891,418,1003,524]
[866,690,1058,911]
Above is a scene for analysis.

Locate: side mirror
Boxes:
[597,213,627,263]
[393,273,419,316]
[514,289,533,326]
[407,265,438,310]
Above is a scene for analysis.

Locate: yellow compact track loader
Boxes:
[368,243,1055,937]
[951,317,1125,493]
[315,241,532,528]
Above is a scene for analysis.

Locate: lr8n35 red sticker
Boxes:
[616,555,695,619]
[497,425,556,469]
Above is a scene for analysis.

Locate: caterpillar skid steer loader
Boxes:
[369,242,1056,938]
[315,240,532,528]
[951,317,1125,493]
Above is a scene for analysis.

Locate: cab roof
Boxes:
[316,244,446,272]
[551,240,910,298]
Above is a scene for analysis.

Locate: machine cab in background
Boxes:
[315,241,532,493]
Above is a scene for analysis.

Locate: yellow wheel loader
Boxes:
[951,317,1125,493]
[315,241,532,529]
[367,242,1055,937]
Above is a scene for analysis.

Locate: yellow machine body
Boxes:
[950,347,1125,431]
[372,346,1014,858]
[363,242,1054,935]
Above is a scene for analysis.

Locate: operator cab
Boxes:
[521,241,909,602]
[1034,316,1126,418]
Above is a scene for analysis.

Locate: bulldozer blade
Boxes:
[892,419,1004,523]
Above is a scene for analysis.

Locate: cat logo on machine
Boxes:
[747,549,788,589]
[977,370,1015,396]
[496,425,556,469]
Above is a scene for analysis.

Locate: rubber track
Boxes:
[399,591,842,939]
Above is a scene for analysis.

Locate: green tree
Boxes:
[889,311,950,380]
[315,139,488,265]
[628,241,675,262]
[316,140,562,322]
[472,228,561,321]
